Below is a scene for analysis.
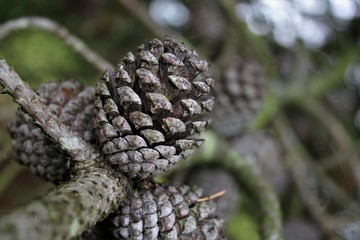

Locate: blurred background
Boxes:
[1,0,360,239]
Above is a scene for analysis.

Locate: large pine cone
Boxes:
[95,36,214,179]
[106,182,224,240]
[211,58,265,138]
[8,80,95,183]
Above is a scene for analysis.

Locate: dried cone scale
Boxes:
[95,36,214,179]
[106,182,225,240]
[8,80,95,183]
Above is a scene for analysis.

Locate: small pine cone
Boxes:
[232,131,289,196]
[8,80,95,183]
[94,36,214,179]
[210,57,266,138]
[106,182,225,240]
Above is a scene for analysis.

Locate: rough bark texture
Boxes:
[0,163,131,240]
[0,58,99,165]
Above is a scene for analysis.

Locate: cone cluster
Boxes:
[8,37,224,240]
[9,37,214,182]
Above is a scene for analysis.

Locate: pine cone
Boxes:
[210,57,265,138]
[94,36,214,179]
[8,80,95,183]
[232,131,289,196]
[105,182,225,240]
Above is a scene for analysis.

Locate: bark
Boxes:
[0,163,131,240]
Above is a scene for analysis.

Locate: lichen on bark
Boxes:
[0,163,131,240]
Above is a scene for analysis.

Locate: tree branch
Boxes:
[0,58,99,164]
[291,98,360,199]
[274,116,342,240]
[0,163,131,240]
[223,148,284,240]
[217,0,277,80]
[0,16,112,72]
[199,132,284,240]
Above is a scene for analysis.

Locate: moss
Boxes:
[69,218,80,237]
[48,210,61,225]
[59,137,81,151]
[87,206,94,215]
[227,211,260,240]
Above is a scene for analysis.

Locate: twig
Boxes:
[217,0,277,79]
[118,0,177,38]
[274,116,341,240]
[0,16,112,72]
[197,190,226,202]
[225,149,283,240]
[0,164,131,240]
[199,131,283,240]
[173,131,283,239]
[0,58,99,164]
[307,158,360,212]
[291,98,360,199]
[309,49,357,98]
